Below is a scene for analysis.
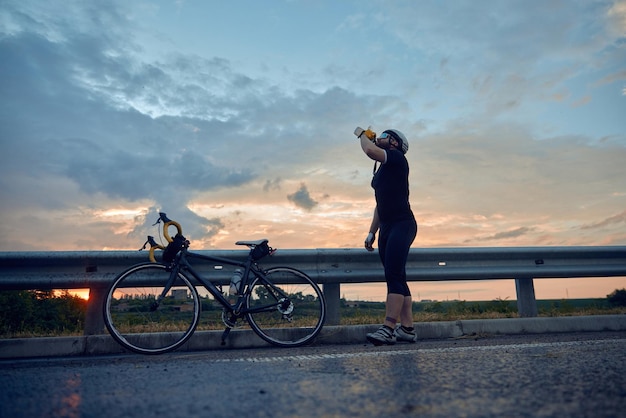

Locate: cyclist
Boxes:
[356,128,418,345]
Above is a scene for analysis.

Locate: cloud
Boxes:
[372,0,626,126]
[287,183,318,211]
[580,211,626,230]
[594,70,626,86]
[1,0,625,252]
[607,0,626,34]
[416,120,626,247]
[0,30,256,194]
[127,206,226,248]
[473,227,535,242]
[263,178,282,192]
[49,138,255,201]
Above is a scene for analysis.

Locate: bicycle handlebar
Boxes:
[138,212,185,263]
[141,212,274,263]
[158,212,183,243]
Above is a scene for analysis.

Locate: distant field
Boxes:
[338,298,626,325]
[1,294,624,338]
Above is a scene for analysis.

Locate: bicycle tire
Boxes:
[245,266,325,347]
[103,262,201,355]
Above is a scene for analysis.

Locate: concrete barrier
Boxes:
[1,315,624,359]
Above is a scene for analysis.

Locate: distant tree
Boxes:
[0,290,35,333]
[0,290,86,336]
[254,286,270,301]
[607,288,626,307]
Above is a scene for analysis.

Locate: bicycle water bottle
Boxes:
[229,269,243,296]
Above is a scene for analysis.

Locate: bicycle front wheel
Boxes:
[246,266,326,347]
[103,262,200,355]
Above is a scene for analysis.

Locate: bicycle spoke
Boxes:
[245,267,325,347]
[103,263,200,354]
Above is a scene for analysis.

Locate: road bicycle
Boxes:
[103,213,326,354]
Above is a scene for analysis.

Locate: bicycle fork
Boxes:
[151,266,180,311]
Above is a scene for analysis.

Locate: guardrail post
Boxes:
[84,285,107,335]
[515,277,538,317]
[323,283,340,325]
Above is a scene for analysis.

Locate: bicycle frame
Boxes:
[166,247,288,317]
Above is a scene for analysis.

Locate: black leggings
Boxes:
[378,218,417,296]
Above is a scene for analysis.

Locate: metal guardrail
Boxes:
[1,246,625,334]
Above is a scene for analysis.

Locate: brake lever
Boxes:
[139,238,151,251]
[139,235,165,263]
[159,212,173,223]
[139,236,159,251]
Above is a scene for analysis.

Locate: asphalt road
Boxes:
[1,331,624,418]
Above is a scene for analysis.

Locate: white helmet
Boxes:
[383,129,409,154]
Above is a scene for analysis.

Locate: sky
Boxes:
[1,0,625,302]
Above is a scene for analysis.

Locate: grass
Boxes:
[2,298,624,338]
[338,298,626,325]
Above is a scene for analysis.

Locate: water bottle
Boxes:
[229,269,243,296]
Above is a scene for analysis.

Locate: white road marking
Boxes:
[214,338,626,363]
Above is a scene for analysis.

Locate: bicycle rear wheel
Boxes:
[103,262,200,355]
[245,267,325,347]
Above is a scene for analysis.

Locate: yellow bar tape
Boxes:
[162,220,183,243]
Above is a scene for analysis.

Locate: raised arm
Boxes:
[359,133,387,163]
